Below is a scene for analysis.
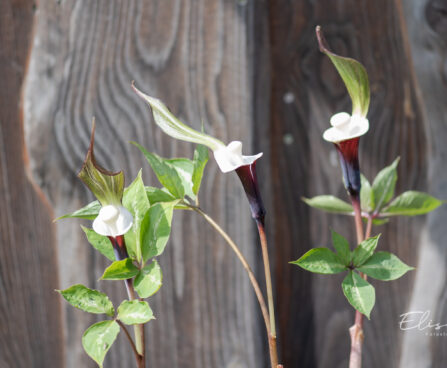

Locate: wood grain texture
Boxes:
[400,1,447,367]
[267,1,430,367]
[12,0,447,367]
[0,0,64,367]
[24,0,264,367]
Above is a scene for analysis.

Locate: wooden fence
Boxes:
[1,0,446,367]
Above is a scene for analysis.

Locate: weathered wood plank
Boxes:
[0,1,64,367]
[267,1,428,367]
[400,1,447,367]
[24,0,264,367]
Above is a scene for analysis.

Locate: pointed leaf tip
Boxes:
[316,26,370,117]
[57,284,115,316]
[302,195,353,214]
[291,248,347,274]
[342,271,375,319]
[131,84,225,151]
[78,120,125,206]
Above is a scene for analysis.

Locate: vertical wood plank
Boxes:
[0,1,64,367]
[24,0,264,367]
[400,1,447,367]
[267,1,428,367]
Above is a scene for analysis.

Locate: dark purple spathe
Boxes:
[334,137,361,199]
[235,161,266,224]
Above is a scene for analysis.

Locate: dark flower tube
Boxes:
[334,137,361,199]
[235,161,266,224]
[108,234,129,261]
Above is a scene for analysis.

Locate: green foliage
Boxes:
[358,251,414,281]
[100,259,140,280]
[372,158,400,212]
[117,300,154,325]
[57,284,114,317]
[352,235,380,267]
[81,226,115,261]
[360,174,374,212]
[292,230,413,317]
[192,144,209,196]
[123,170,150,261]
[133,142,209,204]
[166,158,196,199]
[291,248,347,274]
[132,142,185,199]
[78,122,124,206]
[342,271,375,319]
[146,186,177,204]
[82,320,120,367]
[382,191,443,216]
[134,260,163,298]
[140,202,176,263]
[331,230,351,266]
[303,157,443,222]
[145,186,189,210]
[132,84,224,151]
[316,26,370,117]
[371,218,389,226]
[55,200,100,221]
[302,195,353,214]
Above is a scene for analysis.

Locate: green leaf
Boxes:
[166,158,196,199]
[82,320,120,367]
[145,186,189,210]
[371,218,389,226]
[382,191,443,216]
[372,157,400,211]
[134,260,163,298]
[100,259,139,280]
[55,200,100,221]
[81,226,115,261]
[342,271,375,319]
[290,248,347,274]
[57,284,114,317]
[117,300,154,325]
[331,230,351,266]
[360,174,374,213]
[140,202,175,262]
[78,121,124,206]
[352,235,380,267]
[123,170,150,261]
[146,186,176,204]
[132,142,185,198]
[358,251,415,281]
[316,26,370,117]
[302,195,353,214]
[132,84,224,150]
[192,144,209,195]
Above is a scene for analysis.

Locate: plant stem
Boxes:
[352,198,364,245]
[191,206,271,335]
[117,320,140,362]
[110,236,145,368]
[191,205,283,367]
[124,279,145,367]
[256,220,279,368]
[365,216,373,240]
[349,196,366,368]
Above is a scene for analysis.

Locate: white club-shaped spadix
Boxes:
[93,205,133,237]
[323,112,369,143]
